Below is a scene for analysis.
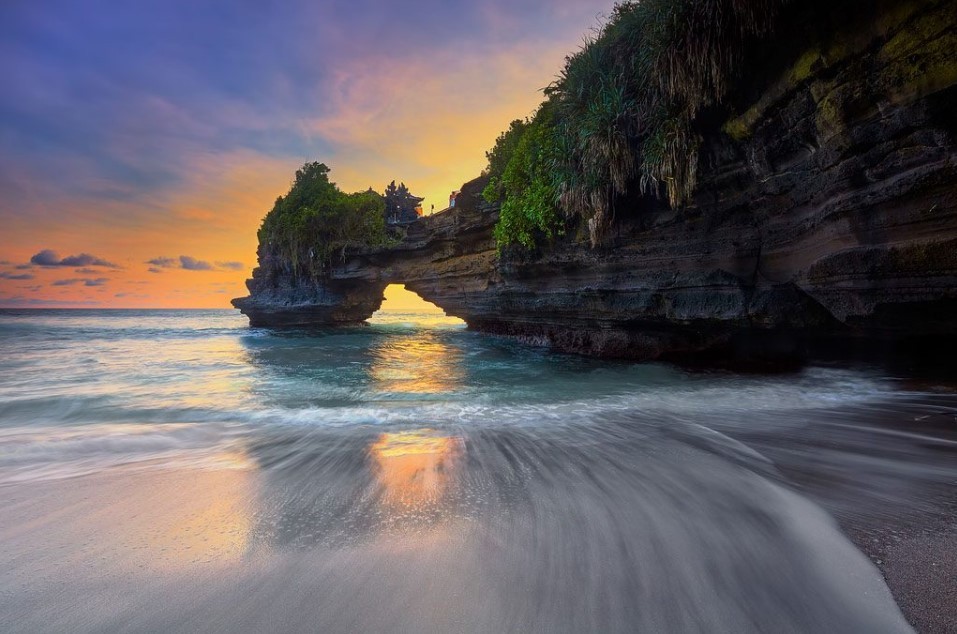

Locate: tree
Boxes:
[257,162,387,275]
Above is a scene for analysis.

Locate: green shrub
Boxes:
[258,162,388,276]
[484,104,564,249]
[482,119,529,205]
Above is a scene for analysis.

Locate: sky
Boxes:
[0,0,613,309]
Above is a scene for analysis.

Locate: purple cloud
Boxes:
[0,272,34,280]
[30,249,118,268]
[179,255,213,271]
[146,257,177,268]
[216,261,244,271]
[148,255,219,271]
[51,277,109,287]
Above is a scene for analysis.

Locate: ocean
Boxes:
[1,308,954,632]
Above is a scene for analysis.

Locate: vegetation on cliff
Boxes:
[485,0,788,248]
[258,162,388,275]
[484,102,564,249]
[257,163,428,276]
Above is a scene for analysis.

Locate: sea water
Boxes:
[1,308,954,632]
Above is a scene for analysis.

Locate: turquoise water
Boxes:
[1,308,953,632]
[0,308,897,480]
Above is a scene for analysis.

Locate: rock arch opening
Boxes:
[370,284,465,326]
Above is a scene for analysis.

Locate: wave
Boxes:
[0,369,909,484]
[0,421,247,483]
[0,365,894,426]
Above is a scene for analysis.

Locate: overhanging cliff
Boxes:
[235,0,957,361]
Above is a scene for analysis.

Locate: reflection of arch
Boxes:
[237,290,466,400]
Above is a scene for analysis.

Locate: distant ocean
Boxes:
[1,308,952,632]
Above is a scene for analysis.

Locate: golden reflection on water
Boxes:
[369,430,462,509]
[368,330,465,394]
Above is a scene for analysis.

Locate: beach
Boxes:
[0,309,954,632]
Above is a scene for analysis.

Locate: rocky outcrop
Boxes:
[235,0,957,362]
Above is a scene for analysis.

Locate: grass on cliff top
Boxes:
[484,0,789,249]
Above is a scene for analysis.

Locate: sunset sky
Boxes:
[0,0,613,309]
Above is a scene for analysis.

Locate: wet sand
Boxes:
[4,397,955,632]
[721,397,957,633]
[0,465,915,633]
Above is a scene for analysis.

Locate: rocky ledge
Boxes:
[235,0,957,364]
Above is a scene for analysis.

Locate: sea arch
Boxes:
[233,177,501,328]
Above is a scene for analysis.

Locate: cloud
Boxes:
[0,272,35,280]
[146,257,177,268]
[216,261,244,270]
[179,255,214,271]
[74,268,98,274]
[147,267,163,273]
[147,255,220,271]
[51,277,109,287]
[30,249,118,268]
[28,251,60,266]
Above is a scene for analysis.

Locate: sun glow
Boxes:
[376,284,445,313]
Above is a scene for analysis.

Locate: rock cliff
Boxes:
[235,0,957,363]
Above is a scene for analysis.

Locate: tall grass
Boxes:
[488,0,788,247]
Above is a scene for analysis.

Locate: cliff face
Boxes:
[235,0,957,362]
